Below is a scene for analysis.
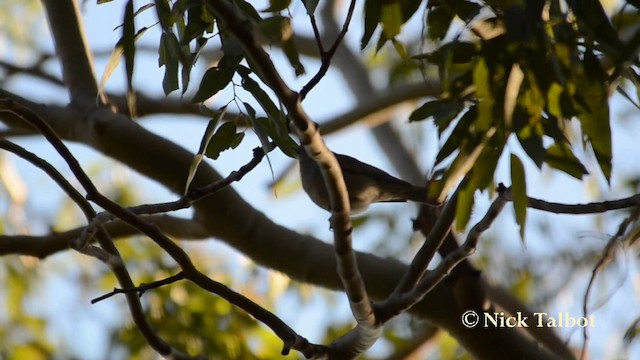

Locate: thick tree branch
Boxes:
[0,215,207,258]
[42,0,103,107]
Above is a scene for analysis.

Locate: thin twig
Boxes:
[76,145,268,248]
[580,209,639,360]
[501,188,640,214]
[0,97,176,355]
[0,98,318,357]
[92,272,187,303]
[0,138,115,262]
[299,0,357,100]
[377,186,507,323]
[303,0,324,54]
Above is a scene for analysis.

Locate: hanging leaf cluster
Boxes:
[402,0,639,232]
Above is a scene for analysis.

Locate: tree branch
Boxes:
[0,215,207,258]
[42,0,103,107]
[501,189,640,214]
[206,2,379,358]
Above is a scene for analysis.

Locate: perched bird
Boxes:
[297,146,431,213]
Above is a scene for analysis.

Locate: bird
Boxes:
[297,146,432,213]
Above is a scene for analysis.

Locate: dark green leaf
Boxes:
[205,122,245,160]
[412,41,478,64]
[451,0,481,22]
[183,5,211,44]
[192,55,243,103]
[436,107,477,165]
[282,38,305,76]
[468,138,503,191]
[473,58,494,131]
[510,154,528,241]
[514,111,545,168]
[628,0,640,9]
[257,16,292,43]
[154,0,173,31]
[239,73,296,156]
[185,107,228,192]
[262,0,291,12]
[235,0,263,22]
[574,49,612,181]
[401,0,422,22]
[134,3,154,17]
[160,32,180,95]
[243,102,274,153]
[240,73,280,120]
[455,182,475,232]
[361,0,381,49]
[427,5,454,41]
[256,117,298,157]
[123,0,135,92]
[197,106,227,155]
[302,0,319,15]
[409,100,464,125]
[545,143,588,179]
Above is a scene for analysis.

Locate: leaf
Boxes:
[545,142,589,179]
[427,5,454,40]
[436,107,477,165]
[401,0,422,22]
[183,5,212,44]
[262,0,291,12]
[455,182,475,232]
[239,73,297,156]
[243,102,274,153]
[510,154,528,241]
[240,73,280,120]
[185,154,205,194]
[468,138,503,190]
[98,27,148,102]
[361,0,381,49]
[575,49,612,181]
[514,110,545,169]
[473,58,494,131]
[154,0,173,31]
[257,16,293,43]
[412,41,477,64]
[409,99,464,126]
[282,37,305,76]
[380,2,403,39]
[185,106,228,193]
[123,0,136,114]
[159,32,180,95]
[191,55,243,103]
[197,106,228,154]
[504,63,524,125]
[205,122,245,160]
[302,0,319,15]
[452,0,482,22]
